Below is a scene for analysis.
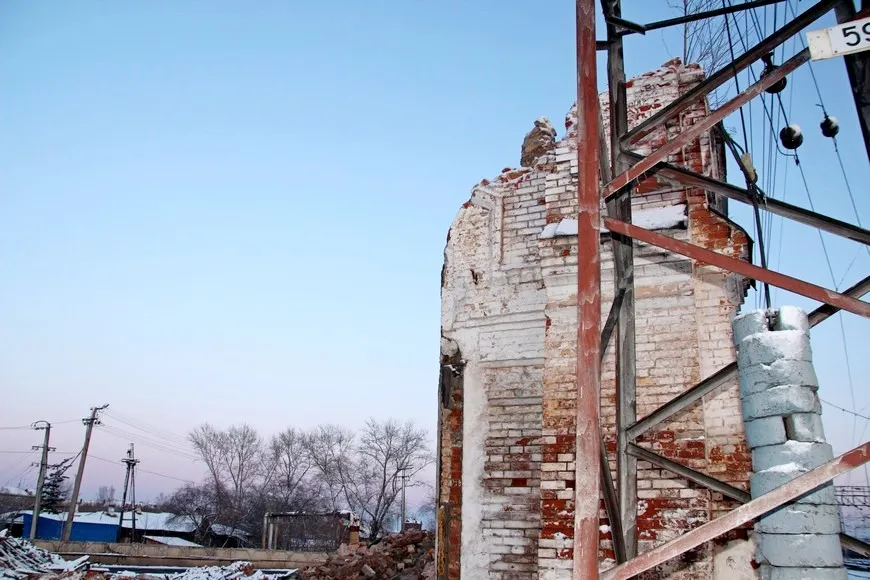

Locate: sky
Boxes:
[1,1,868,504]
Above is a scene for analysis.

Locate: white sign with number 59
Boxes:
[807,16,870,60]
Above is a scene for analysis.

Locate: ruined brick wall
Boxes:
[437,60,752,580]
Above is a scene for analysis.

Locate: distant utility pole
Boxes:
[398,468,409,532]
[117,444,140,543]
[62,404,108,542]
[30,421,53,540]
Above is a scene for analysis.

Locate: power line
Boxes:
[138,467,194,484]
[89,455,195,484]
[96,423,197,456]
[2,456,38,489]
[0,451,75,454]
[782,0,868,259]
[821,399,870,422]
[102,410,189,445]
[0,419,87,431]
[96,424,199,461]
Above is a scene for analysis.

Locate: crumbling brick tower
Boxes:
[437,60,755,580]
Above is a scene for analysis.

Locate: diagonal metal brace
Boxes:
[604,217,870,318]
[627,275,870,440]
[632,156,870,246]
[603,48,810,200]
[627,443,750,503]
[602,442,870,579]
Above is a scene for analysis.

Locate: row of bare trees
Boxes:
[161,419,432,545]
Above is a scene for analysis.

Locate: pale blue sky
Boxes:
[1,1,867,501]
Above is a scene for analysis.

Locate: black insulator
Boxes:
[820,115,840,138]
[761,53,787,94]
[780,124,803,150]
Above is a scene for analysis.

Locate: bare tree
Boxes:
[305,425,356,513]
[266,427,316,510]
[668,0,733,104]
[189,423,266,538]
[165,483,219,544]
[96,485,116,505]
[340,419,433,540]
[177,419,433,546]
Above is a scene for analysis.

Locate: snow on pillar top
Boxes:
[733,307,810,347]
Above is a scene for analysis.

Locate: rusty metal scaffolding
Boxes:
[573,0,870,577]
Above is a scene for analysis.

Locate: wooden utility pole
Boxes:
[30,421,52,540]
[130,449,138,542]
[399,468,409,532]
[62,404,108,542]
[116,444,139,543]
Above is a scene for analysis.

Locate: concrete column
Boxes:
[732,307,846,580]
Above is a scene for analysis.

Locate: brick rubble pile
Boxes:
[298,530,434,580]
[0,533,287,580]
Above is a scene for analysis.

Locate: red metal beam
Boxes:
[603,48,810,200]
[574,0,602,577]
[601,442,870,580]
[604,218,870,318]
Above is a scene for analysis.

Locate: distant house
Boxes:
[0,487,35,518]
[17,510,251,547]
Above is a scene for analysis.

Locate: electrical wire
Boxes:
[0,450,76,454]
[821,399,870,422]
[96,424,199,461]
[97,419,194,450]
[96,422,197,456]
[97,428,199,462]
[0,419,84,431]
[89,454,195,484]
[102,410,190,445]
[2,455,37,488]
[726,0,867,484]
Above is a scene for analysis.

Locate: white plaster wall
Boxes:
[460,361,490,577]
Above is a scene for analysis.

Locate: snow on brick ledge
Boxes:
[539,203,687,239]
